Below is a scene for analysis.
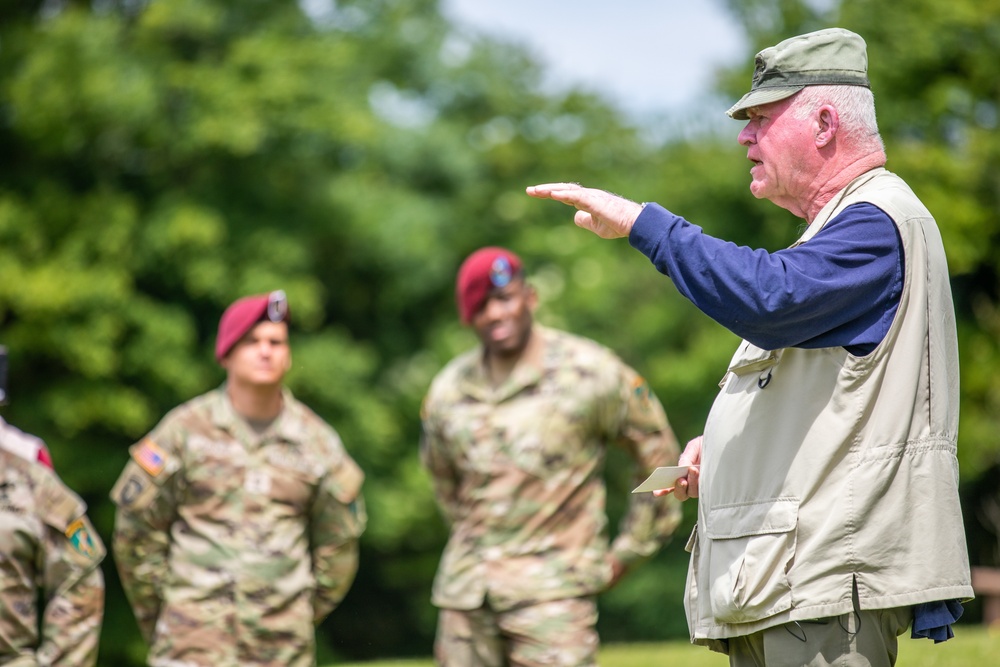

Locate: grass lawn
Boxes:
[334,624,998,666]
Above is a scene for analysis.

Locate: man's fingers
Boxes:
[573,210,596,230]
[527,182,636,239]
[574,210,624,239]
[527,184,604,213]
[684,468,700,498]
[650,470,700,501]
[525,183,582,199]
[527,183,613,215]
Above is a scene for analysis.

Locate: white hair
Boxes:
[791,85,884,152]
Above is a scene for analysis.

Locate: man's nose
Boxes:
[481,297,505,320]
[738,122,755,146]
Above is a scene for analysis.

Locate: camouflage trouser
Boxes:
[434,597,599,667]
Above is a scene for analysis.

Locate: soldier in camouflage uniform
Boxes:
[421,248,683,667]
[1,419,106,667]
[111,291,366,667]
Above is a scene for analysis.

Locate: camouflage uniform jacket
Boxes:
[111,386,366,667]
[0,441,106,667]
[420,325,682,612]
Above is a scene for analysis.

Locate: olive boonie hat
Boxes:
[727,28,870,120]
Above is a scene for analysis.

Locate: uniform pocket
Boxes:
[705,497,798,623]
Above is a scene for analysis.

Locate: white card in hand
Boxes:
[632,466,690,493]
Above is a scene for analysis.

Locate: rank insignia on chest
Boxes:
[134,438,168,477]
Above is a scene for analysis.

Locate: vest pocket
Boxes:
[705,497,798,623]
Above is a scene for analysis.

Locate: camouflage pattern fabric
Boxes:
[435,597,600,667]
[0,446,106,667]
[420,324,682,617]
[111,386,366,667]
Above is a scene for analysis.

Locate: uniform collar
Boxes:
[210,385,306,444]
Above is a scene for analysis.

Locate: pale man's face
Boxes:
[737,94,819,215]
[221,320,291,388]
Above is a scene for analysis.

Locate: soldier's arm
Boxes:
[310,449,366,624]
[38,536,106,667]
[35,473,106,667]
[110,439,179,643]
[418,404,461,525]
[606,363,684,571]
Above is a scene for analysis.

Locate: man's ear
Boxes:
[816,105,839,148]
[524,282,539,312]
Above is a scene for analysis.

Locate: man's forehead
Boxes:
[242,320,288,338]
[746,95,796,119]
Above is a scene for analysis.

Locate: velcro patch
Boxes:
[632,375,652,405]
[111,468,159,508]
[65,517,99,560]
[134,439,168,477]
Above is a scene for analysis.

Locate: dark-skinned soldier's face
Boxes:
[470,278,536,360]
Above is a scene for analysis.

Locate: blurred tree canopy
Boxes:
[1,0,998,663]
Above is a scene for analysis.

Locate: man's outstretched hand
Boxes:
[526,183,643,239]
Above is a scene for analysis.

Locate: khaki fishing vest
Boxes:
[686,168,973,646]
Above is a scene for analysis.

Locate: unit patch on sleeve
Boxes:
[65,517,99,560]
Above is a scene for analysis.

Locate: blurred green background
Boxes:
[1,0,998,663]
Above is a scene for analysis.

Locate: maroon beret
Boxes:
[455,247,523,324]
[215,290,290,362]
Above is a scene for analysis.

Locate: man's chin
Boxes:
[491,337,532,359]
[749,182,768,199]
[244,374,284,388]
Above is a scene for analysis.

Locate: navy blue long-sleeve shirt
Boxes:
[628,200,961,640]
[629,201,902,355]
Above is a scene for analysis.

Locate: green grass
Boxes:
[334,624,999,666]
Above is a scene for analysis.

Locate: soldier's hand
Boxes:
[606,556,628,590]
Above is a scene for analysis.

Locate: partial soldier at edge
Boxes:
[1,382,105,667]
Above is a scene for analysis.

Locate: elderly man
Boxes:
[528,27,972,667]
[421,247,682,667]
[111,290,366,667]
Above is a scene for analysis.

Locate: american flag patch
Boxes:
[134,439,167,477]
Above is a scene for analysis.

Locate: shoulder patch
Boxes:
[65,516,101,560]
[133,438,168,477]
[110,463,160,508]
[34,468,85,531]
[632,375,651,400]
